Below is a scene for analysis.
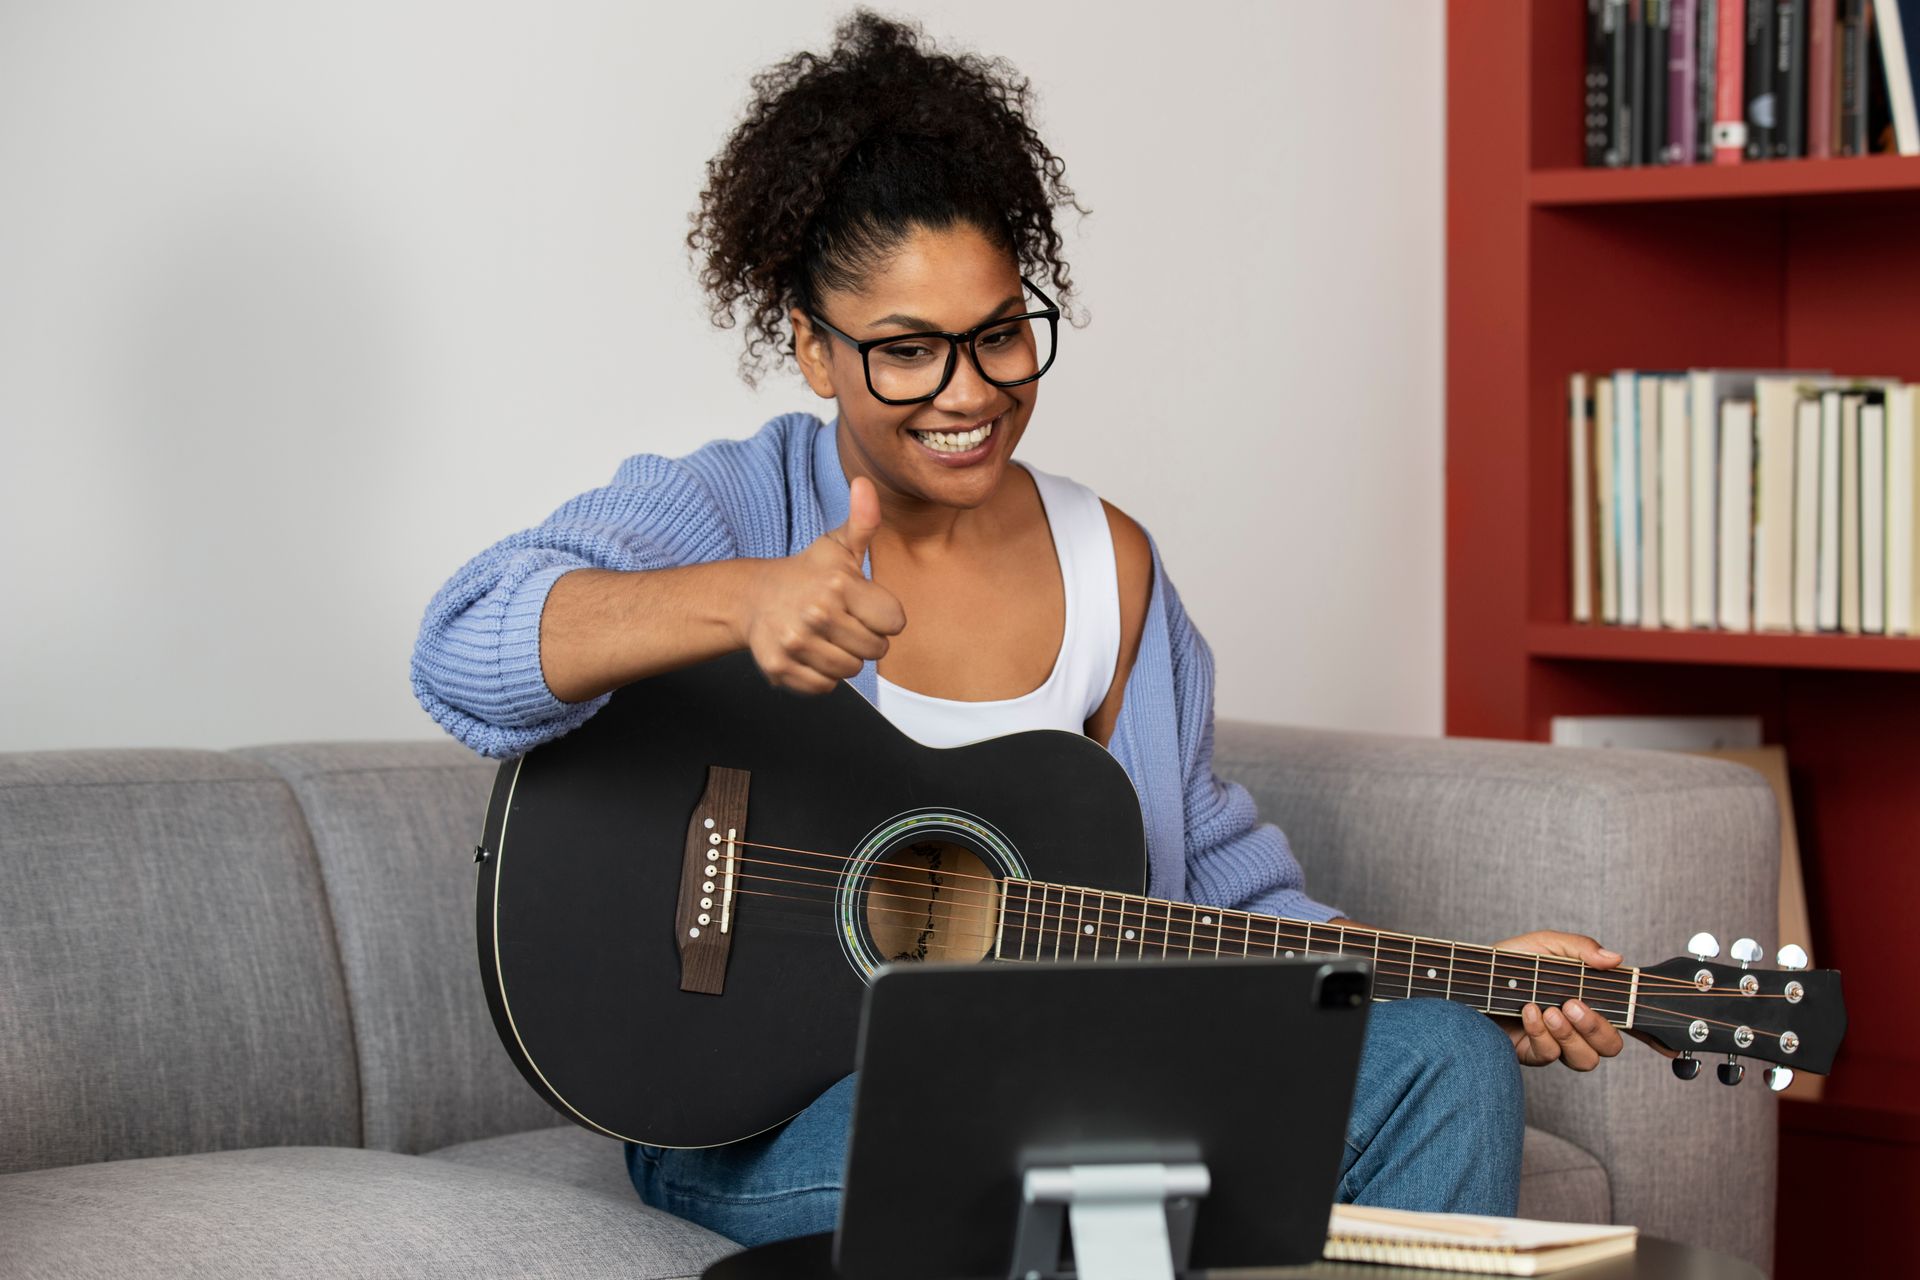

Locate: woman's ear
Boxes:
[790,307,837,400]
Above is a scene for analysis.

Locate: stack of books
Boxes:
[1584,0,1920,166]
[1568,370,1920,634]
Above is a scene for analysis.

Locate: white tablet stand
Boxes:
[1007,1162,1211,1280]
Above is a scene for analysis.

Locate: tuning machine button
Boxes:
[1730,938,1763,969]
[1672,1052,1700,1081]
[1717,1056,1745,1086]
[1766,1066,1795,1093]
[1776,944,1809,971]
[1687,932,1721,961]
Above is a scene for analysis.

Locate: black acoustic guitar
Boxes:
[474,652,1847,1148]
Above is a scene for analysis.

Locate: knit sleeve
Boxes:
[1160,572,1342,924]
[409,453,737,759]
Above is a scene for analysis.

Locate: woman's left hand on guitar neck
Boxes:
[1331,919,1626,1073]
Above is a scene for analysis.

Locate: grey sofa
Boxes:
[0,725,1780,1277]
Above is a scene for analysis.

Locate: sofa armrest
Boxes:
[1212,721,1780,1272]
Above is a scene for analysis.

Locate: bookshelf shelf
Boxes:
[1526,625,1920,673]
[1450,5,1920,1274]
[1529,154,1920,206]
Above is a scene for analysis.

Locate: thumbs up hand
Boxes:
[742,476,908,694]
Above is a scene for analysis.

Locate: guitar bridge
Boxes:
[676,766,750,995]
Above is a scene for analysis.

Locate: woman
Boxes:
[412,10,1624,1248]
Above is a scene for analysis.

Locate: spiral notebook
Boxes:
[1325,1205,1637,1275]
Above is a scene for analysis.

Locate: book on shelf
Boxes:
[1568,368,1920,634]
[1587,0,1920,163]
[1744,0,1779,159]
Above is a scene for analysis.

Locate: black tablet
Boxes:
[834,957,1372,1279]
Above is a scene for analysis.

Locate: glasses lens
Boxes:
[973,315,1053,388]
[867,337,954,402]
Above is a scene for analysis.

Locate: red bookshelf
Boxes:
[1448,5,1920,1275]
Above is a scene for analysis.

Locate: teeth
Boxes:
[913,419,996,453]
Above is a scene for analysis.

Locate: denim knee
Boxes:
[1396,1000,1524,1133]
[1342,999,1525,1214]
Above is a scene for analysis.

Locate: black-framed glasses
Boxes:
[808,275,1060,406]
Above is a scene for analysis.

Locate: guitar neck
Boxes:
[992,880,1638,1029]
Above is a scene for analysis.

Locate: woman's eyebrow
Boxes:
[867,294,1026,332]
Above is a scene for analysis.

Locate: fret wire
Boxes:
[1445,941,1455,1002]
[1052,885,1065,962]
[994,880,1006,960]
[1185,904,1197,958]
[1097,890,1111,960]
[1239,909,1251,957]
[1482,941,1496,1012]
[1015,880,1030,962]
[1532,953,1541,1008]
[1071,888,1085,961]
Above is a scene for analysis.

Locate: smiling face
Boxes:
[792,221,1038,515]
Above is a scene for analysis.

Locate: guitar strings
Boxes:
[731,851,1762,1008]
[711,867,1798,1036]
[712,883,1775,1043]
[720,839,1729,1001]
[732,836,1728,998]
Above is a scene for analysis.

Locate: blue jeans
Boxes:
[625,998,1524,1248]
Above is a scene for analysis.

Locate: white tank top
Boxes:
[875,462,1121,748]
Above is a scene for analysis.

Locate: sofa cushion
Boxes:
[1518,1126,1611,1224]
[426,1123,634,1202]
[428,1122,1612,1230]
[0,1146,736,1279]
[0,750,359,1175]
[237,742,557,1154]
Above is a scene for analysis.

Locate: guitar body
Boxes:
[475,651,1147,1149]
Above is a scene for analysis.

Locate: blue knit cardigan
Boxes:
[411,412,1337,922]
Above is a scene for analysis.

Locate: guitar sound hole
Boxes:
[864,840,1001,964]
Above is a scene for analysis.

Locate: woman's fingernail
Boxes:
[1598,948,1621,960]
[1567,1000,1587,1022]
[1544,1009,1566,1030]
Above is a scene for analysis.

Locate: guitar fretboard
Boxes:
[992,880,1636,1027]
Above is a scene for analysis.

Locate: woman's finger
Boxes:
[1543,1004,1600,1070]
[1518,1004,1560,1066]
[1564,999,1625,1058]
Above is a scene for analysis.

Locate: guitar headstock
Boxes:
[1637,935,1845,1089]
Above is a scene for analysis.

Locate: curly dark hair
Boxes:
[688,9,1086,384]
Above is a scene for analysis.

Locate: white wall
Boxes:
[0,1,1444,753]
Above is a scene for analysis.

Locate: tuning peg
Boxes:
[1730,938,1763,969]
[1766,1066,1795,1093]
[1717,1056,1745,1086]
[1687,932,1721,961]
[1776,944,1809,971]
[1671,1052,1700,1080]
